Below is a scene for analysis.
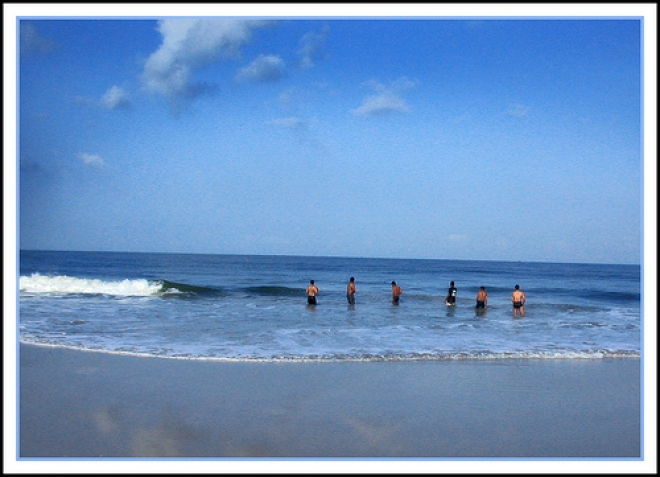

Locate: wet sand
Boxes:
[16,343,643,471]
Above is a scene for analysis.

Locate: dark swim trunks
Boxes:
[513,301,522,309]
[307,296,317,305]
[447,287,457,304]
[392,296,400,305]
[476,301,486,308]
[347,293,355,305]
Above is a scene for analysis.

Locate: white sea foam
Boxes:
[19,273,163,297]
[19,252,641,361]
[15,341,643,361]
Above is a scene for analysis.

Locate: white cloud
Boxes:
[447,234,469,242]
[101,86,131,110]
[351,78,416,117]
[268,116,307,129]
[298,26,328,68]
[235,54,285,82]
[454,112,472,123]
[506,104,529,117]
[352,94,410,117]
[389,77,418,91]
[77,153,105,167]
[278,88,298,107]
[20,23,58,55]
[141,19,271,106]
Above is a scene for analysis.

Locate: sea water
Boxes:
[18,251,641,361]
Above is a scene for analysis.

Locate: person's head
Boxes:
[450,281,455,286]
[310,280,315,285]
[514,284,519,290]
[391,281,396,286]
[350,277,354,282]
[480,286,485,291]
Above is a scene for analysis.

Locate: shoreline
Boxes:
[18,343,641,461]
[16,341,641,362]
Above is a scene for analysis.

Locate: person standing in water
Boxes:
[391,281,403,305]
[444,281,457,306]
[306,280,319,306]
[475,286,488,309]
[346,277,356,305]
[511,284,526,317]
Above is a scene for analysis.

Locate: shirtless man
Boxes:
[476,286,488,309]
[391,281,403,305]
[511,284,526,317]
[346,277,356,305]
[306,280,319,305]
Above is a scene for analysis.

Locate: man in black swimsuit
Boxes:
[444,281,457,306]
[475,286,487,309]
[511,284,526,317]
[346,277,356,305]
[391,281,402,305]
[306,280,318,305]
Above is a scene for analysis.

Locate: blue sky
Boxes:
[10,5,653,264]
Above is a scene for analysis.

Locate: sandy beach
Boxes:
[17,344,642,461]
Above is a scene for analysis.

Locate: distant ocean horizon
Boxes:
[18,250,641,362]
[15,248,642,266]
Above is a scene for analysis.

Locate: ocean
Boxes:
[18,250,641,362]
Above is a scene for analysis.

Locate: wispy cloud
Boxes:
[141,19,272,109]
[235,54,286,82]
[506,103,529,117]
[268,116,308,130]
[77,153,105,167]
[351,77,417,117]
[278,88,299,108]
[101,86,131,110]
[447,234,469,242]
[297,26,329,68]
[352,94,410,117]
[20,22,58,55]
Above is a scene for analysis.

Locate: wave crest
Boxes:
[20,273,165,297]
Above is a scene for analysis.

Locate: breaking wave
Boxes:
[19,274,219,297]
